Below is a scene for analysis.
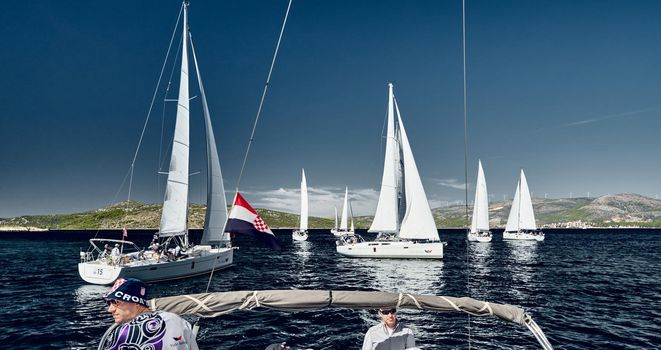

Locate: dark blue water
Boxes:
[0,229,659,349]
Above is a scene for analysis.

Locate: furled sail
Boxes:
[190,32,229,245]
[159,8,190,237]
[369,83,400,233]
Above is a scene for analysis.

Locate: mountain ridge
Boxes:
[2,193,660,230]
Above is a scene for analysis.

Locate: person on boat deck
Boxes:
[100,244,112,258]
[100,278,198,350]
[362,307,416,350]
[110,244,121,265]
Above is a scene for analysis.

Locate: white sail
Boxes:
[334,207,338,231]
[190,34,228,245]
[518,170,537,230]
[369,83,400,233]
[159,8,190,237]
[299,169,308,231]
[470,160,489,233]
[340,187,349,231]
[394,99,439,241]
[350,201,355,232]
[505,169,537,231]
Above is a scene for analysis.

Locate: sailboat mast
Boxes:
[159,0,191,237]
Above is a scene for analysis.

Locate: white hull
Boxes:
[503,231,545,241]
[78,247,234,285]
[467,231,492,243]
[292,230,308,241]
[332,229,354,237]
[336,240,443,259]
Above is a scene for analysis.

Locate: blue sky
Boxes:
[1,0,660,218]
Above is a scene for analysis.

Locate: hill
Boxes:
[1,194,660,230]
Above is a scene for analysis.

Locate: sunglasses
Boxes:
[379,309,397,315]
[106,299,123,306]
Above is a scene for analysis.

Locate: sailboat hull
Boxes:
[292,230,308,241]
[331,230,354,237]
[467,231,492,242]
[78,247,234,285]
[336,241,443,259]
[503,231,545,241]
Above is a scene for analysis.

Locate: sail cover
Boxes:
[395,99,439,241]
[160,9,190,236]
[471,160,489,233]
[369,83,401,233]
[190,33,228,245]
[150,289,526,326]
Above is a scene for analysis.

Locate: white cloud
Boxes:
[240,186,380,217]
[433,178,468,191]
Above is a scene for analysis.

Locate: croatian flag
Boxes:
[225,192,281,250]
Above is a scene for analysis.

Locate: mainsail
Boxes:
[369,83,400,233]
[470,160,489,233]
[159,8,190,237]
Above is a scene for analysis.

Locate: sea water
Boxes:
[0,229,658,349]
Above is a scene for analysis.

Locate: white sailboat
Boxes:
[292,169,309,241]
[468,160,492,242]
[329,207,339,236]
[503,169,545,241]
[336,83,444,259]
[78,2,234,285]
[332,187,354,237]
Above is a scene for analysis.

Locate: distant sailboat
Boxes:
[292,169,309,241]
[468,160,492,242]
[78,2,234,284]
[330,207,339,235]
[503,169,544,241]
[336,83,444,259]
[333,187,354,237]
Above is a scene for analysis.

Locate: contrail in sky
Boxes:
[537,106,661,132]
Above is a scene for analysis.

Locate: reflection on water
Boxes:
[352,258,445,295]
[504,240,540,302]
[467,242,492,298]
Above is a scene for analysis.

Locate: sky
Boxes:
[1,0,660,218]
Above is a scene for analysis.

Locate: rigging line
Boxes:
[462,0,472,348]
[126,2,184,207]
[234,0,293,193]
